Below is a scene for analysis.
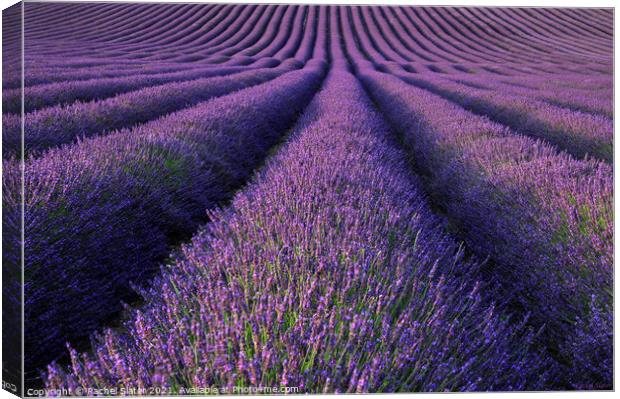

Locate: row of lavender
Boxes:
[2,60,292,156]
[3,3,611,123]
[2,3,323,157]
[2,3,610,87]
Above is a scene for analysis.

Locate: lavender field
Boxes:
[1,1,613,394]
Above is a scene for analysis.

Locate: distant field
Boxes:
[2,2,613,393]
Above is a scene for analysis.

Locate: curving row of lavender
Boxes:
[386,70,613,162]
[446,73,613,119]
[2,59,299,157]
[2,2,612,393]
[3,63,277,114]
